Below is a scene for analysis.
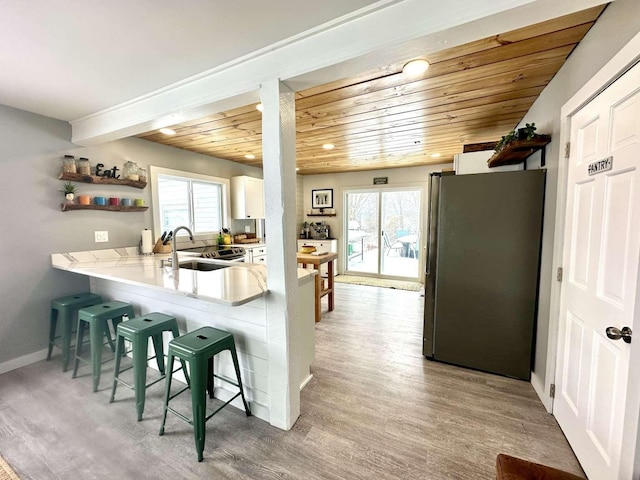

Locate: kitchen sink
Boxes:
[178,260,231,272]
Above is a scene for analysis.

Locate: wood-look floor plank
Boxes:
[0,283,584,479]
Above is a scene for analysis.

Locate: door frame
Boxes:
[342,184,426,282]
[548,31,640,479]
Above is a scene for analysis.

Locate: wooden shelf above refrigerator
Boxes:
[59,172,147,189]
[488,135,551,168]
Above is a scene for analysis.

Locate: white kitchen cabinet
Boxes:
[454,150,523,175]
[231,176,265,219]
[297,239,337,277]
[243,244,267,264]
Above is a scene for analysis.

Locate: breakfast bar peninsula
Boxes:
[51,247,316,429]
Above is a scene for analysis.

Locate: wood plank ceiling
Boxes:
[138,5,606,175]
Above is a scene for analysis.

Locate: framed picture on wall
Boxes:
[311,189,333,209]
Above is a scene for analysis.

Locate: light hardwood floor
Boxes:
[0,284,584,479]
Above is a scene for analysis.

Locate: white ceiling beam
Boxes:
[71,0,608,146]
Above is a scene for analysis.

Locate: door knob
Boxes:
[606,326,633,344]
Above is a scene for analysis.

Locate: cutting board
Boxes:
[233,235,262,244]
[235,238,262,244]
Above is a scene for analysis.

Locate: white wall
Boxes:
[518,0,640,408]
[302,165,446,279]
[0,103,261,368]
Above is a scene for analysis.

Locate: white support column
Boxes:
[260,79,300,430]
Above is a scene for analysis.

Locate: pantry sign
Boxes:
[588,156,612,176]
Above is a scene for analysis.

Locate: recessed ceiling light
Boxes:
[245,154,256,160]
[402,59,429,77]
[256,103,263,112]
[430,153,442,158]
[322,143,335,150]
[159,128,176,136]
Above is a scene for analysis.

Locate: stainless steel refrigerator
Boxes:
[423,170,545,380]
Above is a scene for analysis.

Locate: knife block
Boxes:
[153,238,172,254]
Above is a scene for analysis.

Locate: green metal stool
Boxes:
[110,312,189,421]
[48,292,103,372]
[159,326,251,462]
[72,301,135,392]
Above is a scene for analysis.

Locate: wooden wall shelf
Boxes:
[488,135,551,168]
[59,172,147,189]
[61,204,148,212]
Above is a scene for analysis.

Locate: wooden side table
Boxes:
[296,252,339,322]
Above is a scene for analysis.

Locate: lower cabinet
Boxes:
[297,239,338,277]
[244,244,267,264]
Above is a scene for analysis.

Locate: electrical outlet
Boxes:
[244,226,251,233]
[94,231,109,243]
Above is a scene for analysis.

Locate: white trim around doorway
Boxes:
[548,30,640,479]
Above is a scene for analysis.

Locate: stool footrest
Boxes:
[114,378,134,390]
[115,374,166,392]
[205,393,241,422]
[144,376,166,389]
[212,373,240,389]
[117,364,135,375]
[168,385,190,402]
[166,392,242,427]
[167,407,193,425]
[75,354,116,367]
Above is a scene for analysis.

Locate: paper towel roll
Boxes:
[141,229,153,255]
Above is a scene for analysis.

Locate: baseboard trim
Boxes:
[0,348,48,376]
[300,373,313,391]
[531,371,552,413]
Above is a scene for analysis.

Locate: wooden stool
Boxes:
[159,326,251,462]
[48,292,103,372]
[72,301,135,392]
[110,312,188,421]
[496,454,584,479]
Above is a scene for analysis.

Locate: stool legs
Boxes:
[48,293,103,372]
[90,319,123,392]
[229,343,251,416]
[159,354,174,436]
[159,352,204,460]
[207,357,215,399]
[73,315,123,392]
[111,317,186,421]
[61,311,74,371]
[72,320,86,379]
[47,309,58,362]
[151,334,166,374]
[131,334,151,421]
[110,335,126,403]
[189,358,207,462]
[161,353,250,462]
[47,306,80,372]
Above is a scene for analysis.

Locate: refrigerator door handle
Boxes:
[426,174,439,276]
[426,203,432,275]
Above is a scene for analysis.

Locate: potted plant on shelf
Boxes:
[62,182,77,204]
[494,123,538,153]
[517,122,537,140]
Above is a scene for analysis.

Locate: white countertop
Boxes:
[51,247,313,306]
[230,242,266,248]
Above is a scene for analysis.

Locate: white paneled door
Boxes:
[555,63,640,479]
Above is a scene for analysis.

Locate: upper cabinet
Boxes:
[231,176,265,219]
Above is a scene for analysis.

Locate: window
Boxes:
[150,166,230,239]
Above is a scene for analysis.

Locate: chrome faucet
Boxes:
[171,226,195,271]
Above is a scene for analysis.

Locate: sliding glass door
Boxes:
[345,187,422,280]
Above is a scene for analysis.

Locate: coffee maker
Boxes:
[311,222,330,239]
